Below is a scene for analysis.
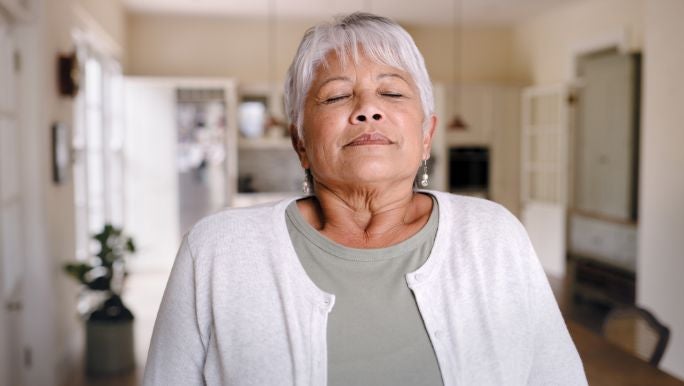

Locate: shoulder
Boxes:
[430,190,524,238]
[183,198,295,258]
[428,191,543,309]
[428,191,534,274]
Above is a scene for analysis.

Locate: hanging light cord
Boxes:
[454,0,462,112]
[449,0,469,130]
[267,0,277,86]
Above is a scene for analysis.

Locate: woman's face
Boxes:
[295,51,436,191]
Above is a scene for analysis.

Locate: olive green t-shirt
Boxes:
[285,198,443,386]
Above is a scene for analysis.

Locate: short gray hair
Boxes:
[284,12,434,139]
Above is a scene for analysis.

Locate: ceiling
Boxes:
[122,0,580,26]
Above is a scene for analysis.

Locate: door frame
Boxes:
[0,13,23,386]
[567,28,631,81]
[0,3,52,384]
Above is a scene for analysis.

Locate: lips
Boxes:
[345,132,393,147]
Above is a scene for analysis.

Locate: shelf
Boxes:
[238,137,292,150]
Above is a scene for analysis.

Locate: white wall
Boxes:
[512,0,644,84]
[637,0,684,378]
[126,14,308,82]
[13,4,59,384]
[7,0,127,384]
[125,13,517,84]
[405,24,515,83]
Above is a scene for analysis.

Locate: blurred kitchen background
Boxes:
[1,0,683,385]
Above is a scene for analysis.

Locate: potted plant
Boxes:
[63,223,137,376]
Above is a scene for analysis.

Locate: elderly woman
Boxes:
[144,12,586,386]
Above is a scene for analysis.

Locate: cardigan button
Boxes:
[414,273,423,282]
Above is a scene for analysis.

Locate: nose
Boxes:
[351,93,383,124]
[354,113,382,122]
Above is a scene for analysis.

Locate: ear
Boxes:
[422,115,437,160]
[290,124,310,169]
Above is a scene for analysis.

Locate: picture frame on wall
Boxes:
[52,122,69,184]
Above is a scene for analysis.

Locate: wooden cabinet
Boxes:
[570,256,636,306]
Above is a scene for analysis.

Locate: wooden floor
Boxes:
[63,270,675,386]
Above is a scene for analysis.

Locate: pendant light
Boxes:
[265,0,284,133]
[448,0,469,130]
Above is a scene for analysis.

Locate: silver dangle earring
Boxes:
[420,159,429,187]
[302,169,312,194]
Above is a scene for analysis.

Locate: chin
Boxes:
[341,164,414,186]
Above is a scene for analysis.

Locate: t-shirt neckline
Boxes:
[285,194,439,262]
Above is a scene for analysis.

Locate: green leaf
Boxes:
[63,263,93,285]
[126,238,136,253]
[64,223,136,296]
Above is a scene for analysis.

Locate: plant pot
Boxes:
[85,319,135,376]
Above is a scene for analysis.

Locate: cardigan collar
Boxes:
[268,190,453,310]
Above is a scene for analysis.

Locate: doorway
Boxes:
[568,49,641,313]
[0,14,26,386]
[120,78,237,376]
[123,78,237,271]
[176,87,230,234]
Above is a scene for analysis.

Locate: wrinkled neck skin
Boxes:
[297,178,433,249]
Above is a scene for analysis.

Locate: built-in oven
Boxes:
[448,146,489,198]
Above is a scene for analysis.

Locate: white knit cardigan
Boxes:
[144,191,587,386]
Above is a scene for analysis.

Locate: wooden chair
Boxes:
[602,306,670,366]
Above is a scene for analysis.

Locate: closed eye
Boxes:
[322,95,350,104]
[381,92,403,98]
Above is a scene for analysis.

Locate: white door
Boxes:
[0,16,25,386]
[520,85,571,278]
[575,52,637,220]
[123,77,237,272]
[569,52,639,270]
[123,78,181,272]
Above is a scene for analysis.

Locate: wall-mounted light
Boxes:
[57,51,80,97]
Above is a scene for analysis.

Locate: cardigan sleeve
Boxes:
[518,227,588,386]
[143,236,206,386]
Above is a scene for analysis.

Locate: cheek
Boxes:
[304,112,345,143]
[395,113,425,144]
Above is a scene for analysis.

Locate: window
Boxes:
[73,46,124,260]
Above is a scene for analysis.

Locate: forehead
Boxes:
[313,49,411,81]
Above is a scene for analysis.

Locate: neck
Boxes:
[297,181,432,248]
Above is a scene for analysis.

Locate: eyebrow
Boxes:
[318,76,351,88]
[377,73,410,84]
[317,73,409,89]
